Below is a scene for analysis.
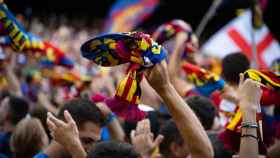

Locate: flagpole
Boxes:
[250,18,258,69]
[195,0,223,38]
[250,0,263,69]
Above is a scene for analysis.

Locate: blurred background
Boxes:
[4,0,278,43]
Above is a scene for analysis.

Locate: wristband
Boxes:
[104,113,116,126]
[241,122,258,128]
[241,134,258,140]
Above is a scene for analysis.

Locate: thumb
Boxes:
[130,130,136,143]
[238,73,244,88]
[153,134,164,147]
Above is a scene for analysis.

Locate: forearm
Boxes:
[168,33,185,79]
[38,93,58,114]
[158,84,213,158]
[107,117,125,141]
[168,33,189,96]
[5,69,22,97]
[239,101,258,158]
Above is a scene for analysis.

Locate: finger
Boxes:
[142,119,148,133]
[142,119,150,134]
[47,112,65,127]
[253,80,266,88]
[145,119,151,133]
[153,135,164,147]
[239,73,244,88]
[64,110,75,124]
[47,117,57,132]
[139,119,146,134]
[130,130,136,143]
[136,120,142,134]
[50,131,55,139]
[150,133,154,140]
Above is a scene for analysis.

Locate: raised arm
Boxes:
[168,32,193,96]
[2,50,22,97]
[146,61,214,158]
[96,102,125,141]
[238,74,262,158]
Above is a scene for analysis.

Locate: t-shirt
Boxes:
[33,152,49,158]
[0,132,12,158]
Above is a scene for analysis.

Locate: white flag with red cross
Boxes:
[201,10,280,69]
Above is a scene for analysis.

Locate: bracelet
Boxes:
[241,122,258,128]
[241,134,258,140]
[104,113,116,126]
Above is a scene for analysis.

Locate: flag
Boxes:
[40,41,74,68]
[0,33,74,68]
[0,1,27,51]
[103,0,159,33]
[201,10,280,69]
[81,32,166,122]
[182,62,225,97]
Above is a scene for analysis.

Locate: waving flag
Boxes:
[201,10,280,69]
[182,62,225,97]
[0,33,74,68]
[40,41,74,68]
[103,0,159,33]
[81,32,167,122]
[0,1,27,51]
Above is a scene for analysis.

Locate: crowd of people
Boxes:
[1,1,280,158]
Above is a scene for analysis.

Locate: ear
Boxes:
[170,142,181,157]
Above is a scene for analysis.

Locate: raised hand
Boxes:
[47,111,86,158]
[130,119,164,158]
[237,73,262,113]
[145,60,171,93]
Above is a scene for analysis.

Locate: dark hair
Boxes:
[159,119,183,157]
[186,96,217,130]
[124,111,160,141]
[0,90,10,102]
[222,53,250,85]
[87,141,140,158]
[8,96,29,125]
[58,98,104,128]
[30,106,50,139]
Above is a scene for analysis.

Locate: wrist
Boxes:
[239,100,258,112]
[103,112,116,126]
[156,83,173,96]
[239,101,257,122]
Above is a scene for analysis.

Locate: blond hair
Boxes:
[10,117,48,158]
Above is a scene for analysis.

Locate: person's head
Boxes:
[159,120,189,158]
[57,98,104,153]
[10,117,49,158]
[87,141,140,158]
[0,95,29,131]
[186,95,217,130]
[222,53,250,85]
[30,106,50,139]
